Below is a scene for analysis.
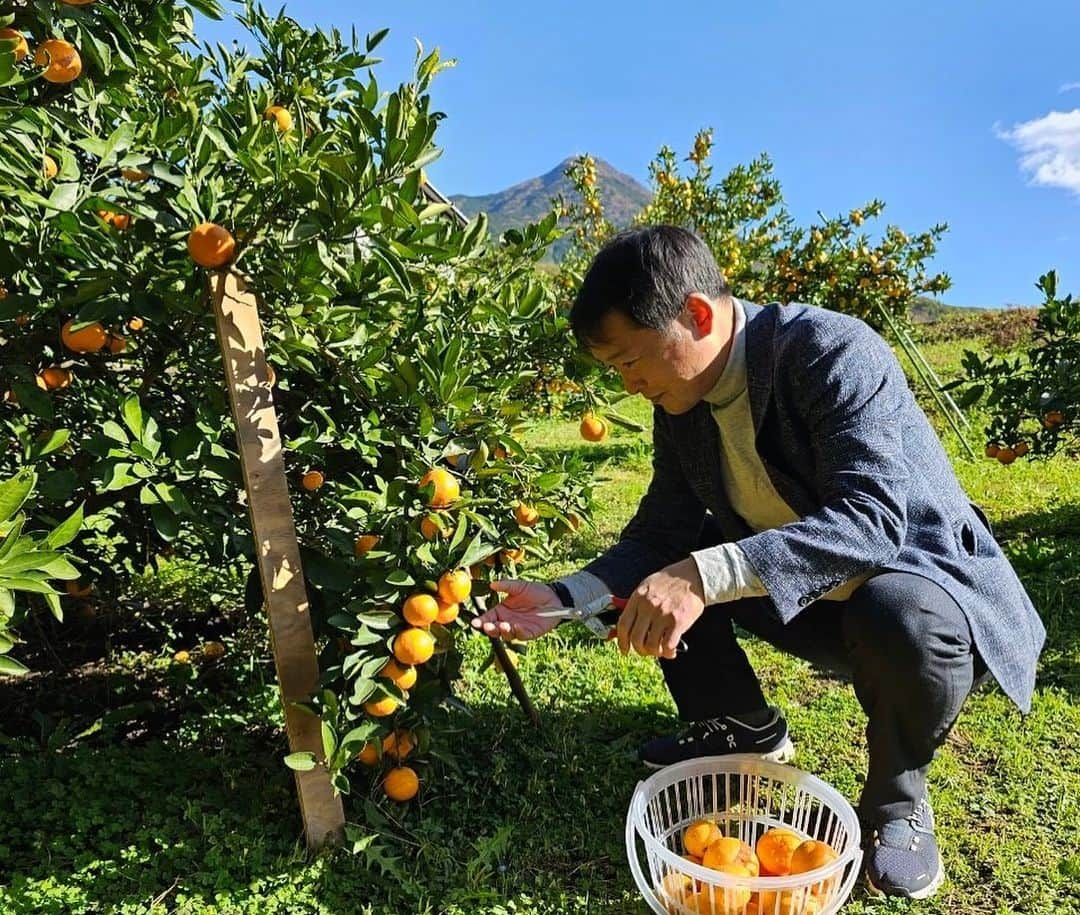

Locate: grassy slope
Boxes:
[0,324,1077,915]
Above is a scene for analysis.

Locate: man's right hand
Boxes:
[470,579,564,641]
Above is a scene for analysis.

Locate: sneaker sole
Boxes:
[865,849,946,900]
[641,736,796,771]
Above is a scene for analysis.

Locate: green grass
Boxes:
[1,324,1077,914]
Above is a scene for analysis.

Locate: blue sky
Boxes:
[200,1,1080,307]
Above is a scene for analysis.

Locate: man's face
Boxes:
[588,302,725,415]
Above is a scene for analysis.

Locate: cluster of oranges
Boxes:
[356,729,420,802]
[345,468,477,803]
[984,441,1030,465]
[1,27,83,84]
[985,410,1066,465]
[662,819,839,915]
[4,316,135,406]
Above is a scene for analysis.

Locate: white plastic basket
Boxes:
[626,755,863,914]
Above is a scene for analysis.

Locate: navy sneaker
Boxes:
[638,706,795,770]
[864,796,945,899]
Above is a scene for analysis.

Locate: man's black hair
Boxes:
[569,225,729,348]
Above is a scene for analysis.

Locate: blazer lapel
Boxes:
[739,298,818,517]
[740,297,774,437]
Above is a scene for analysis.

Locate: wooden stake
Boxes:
[210,270,345,849]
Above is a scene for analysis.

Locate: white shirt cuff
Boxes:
[690,542,769,604]
[553,570,612,609]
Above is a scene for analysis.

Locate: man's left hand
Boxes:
[615,558,706,659]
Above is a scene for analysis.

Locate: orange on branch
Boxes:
[579,412,608,442]
[354,533,380,556]
[402,593,439,627]
[382,730,415,760]
[434,598,459,625]
[301,470,324,491]
[379,659,417,690]
[61,319,107,353]
[437,569,471,604]
[36,366,71,391]
[514,502,539,527]
[419,467,459,508]
[264,105,293,132]
[363,694,400,717]
[500,547,525,564]
[97,210,131,230]
[42,155,58,180]
[187,222,236,269]
[0,28,28,62]
[394,627,435,665]
[419,515,445,540]
[383,766,419,802]
[34,39,82,83]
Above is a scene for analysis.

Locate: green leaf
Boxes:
[0,578,55,595]
[38,557,80,580]
[450,386,477,411]
[340,722,380,751]
[0,551,67,577]
[44,183,80,213]
[366,28,389,52]
[0,655,29,676]
[385,570,415,587]
[102,420,129,444]
[0,470,35,525]
[321,721,337,760]
[150,503,180,541]
[122,395,144,441]
[283,751,317,771]
[458,532,493,570]
[44,590,62,622]
[99,121,134,168]
[29,429,71,461]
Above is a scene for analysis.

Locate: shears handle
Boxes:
[602,596,689,654]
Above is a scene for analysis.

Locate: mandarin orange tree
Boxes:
[553,136,965,448]
[956,270,1078,461]
[0,0,593,802]
[560,134,952,329]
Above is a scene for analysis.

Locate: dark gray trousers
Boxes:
[659,525,989,823]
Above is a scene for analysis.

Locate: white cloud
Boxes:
[1060,82,1080,93]
[997,109,1080,195]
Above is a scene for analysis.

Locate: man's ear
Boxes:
[684,293,714,337]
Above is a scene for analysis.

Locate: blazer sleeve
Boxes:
[737,322,909,622]
[576,405,708,599]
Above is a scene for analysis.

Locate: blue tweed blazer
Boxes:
[580,299,1045,713]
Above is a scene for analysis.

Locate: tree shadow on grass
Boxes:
[0,645,886,915]
[530,440,651,472]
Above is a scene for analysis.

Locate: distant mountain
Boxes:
[450,157,652,260]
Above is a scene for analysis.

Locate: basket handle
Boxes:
[625,791,668,915]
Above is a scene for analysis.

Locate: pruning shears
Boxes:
[536,593,689,654]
